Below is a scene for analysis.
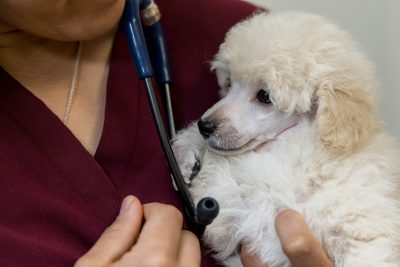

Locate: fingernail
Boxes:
[119,196,134,215]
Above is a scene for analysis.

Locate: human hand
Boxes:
[240,210,333,267]
[75,196,201,267]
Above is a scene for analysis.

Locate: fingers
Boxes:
[77,200,201,267]
[240,244,266,267]
[75,196,143,266]
[122,203,185,266]
[177,230,201,267]
[275,210,333,267]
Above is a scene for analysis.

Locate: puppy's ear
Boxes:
[315,80,379,154]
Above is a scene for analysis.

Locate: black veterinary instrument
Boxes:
[123,0,219,237]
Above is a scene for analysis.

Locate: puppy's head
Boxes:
[200,11,380,155]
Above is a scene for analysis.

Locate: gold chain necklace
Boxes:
[63,41,82,125]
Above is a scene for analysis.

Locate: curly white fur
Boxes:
[173,11,400,266]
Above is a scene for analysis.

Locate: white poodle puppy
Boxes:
[172,11,400,266]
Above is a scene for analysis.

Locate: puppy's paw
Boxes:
[172,122,205,184]
[172,145,200,184]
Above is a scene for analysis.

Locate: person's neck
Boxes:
[0,22,117,155]
[0,24,80,95]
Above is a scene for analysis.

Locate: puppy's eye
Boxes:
[257,90,272,104]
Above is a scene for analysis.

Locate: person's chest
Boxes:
[0,36,181,264]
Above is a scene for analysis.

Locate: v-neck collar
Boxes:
[0,54,122,224]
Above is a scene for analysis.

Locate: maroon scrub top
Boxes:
[0,0,259,266]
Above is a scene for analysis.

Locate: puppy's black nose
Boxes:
[198,119,217,138]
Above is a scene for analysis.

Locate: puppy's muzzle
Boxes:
[198,119,217,139]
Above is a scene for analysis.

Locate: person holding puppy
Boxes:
[0,0,332,266]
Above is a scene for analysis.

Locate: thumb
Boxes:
[275,210,333,267]
[77,196,143,265]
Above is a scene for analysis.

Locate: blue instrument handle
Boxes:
[145,22,173,84]
[123,0,154,78]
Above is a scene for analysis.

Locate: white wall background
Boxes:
[245,0,400,141]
